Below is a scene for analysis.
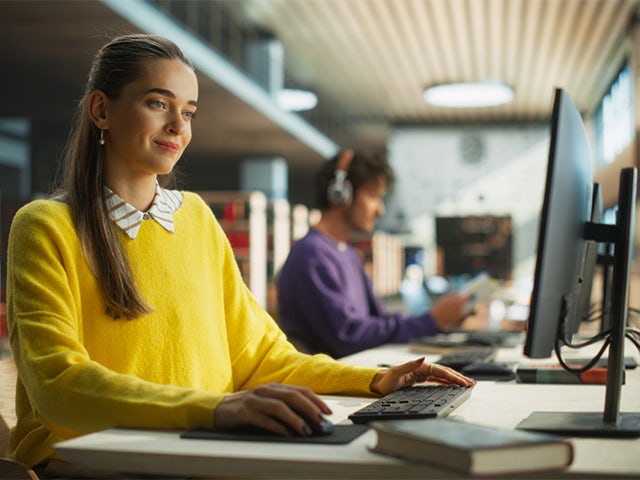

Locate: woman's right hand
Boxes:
[369,357,475,396]
[214,383,332,436]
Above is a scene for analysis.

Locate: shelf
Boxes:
[196,191,292,310]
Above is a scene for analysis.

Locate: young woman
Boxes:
[6,34,473,470]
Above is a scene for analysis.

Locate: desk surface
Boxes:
[55,342,640,479]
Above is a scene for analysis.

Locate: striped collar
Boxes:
[104,184,184,240]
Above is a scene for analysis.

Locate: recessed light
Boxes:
[423,82,514,108]
[277,89,318,112]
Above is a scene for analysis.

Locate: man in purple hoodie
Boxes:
[277,149,470,358]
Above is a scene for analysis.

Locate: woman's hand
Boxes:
[214,382,332,436]
[369,357,476,396]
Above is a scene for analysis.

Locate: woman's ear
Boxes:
[87,90,109,129]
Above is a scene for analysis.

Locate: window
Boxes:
[594,63,634,166]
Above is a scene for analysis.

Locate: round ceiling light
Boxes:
[277,88,318,112]
[423,81,514,108]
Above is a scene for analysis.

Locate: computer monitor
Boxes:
[523,88,593,358]
[518,88,640,437]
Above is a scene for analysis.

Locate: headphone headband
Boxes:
[326,149,355,206]
[335,149,354,173]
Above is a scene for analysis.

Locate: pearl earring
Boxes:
[98,129,106,146]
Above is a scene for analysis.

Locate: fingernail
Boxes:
[302,425,312,436]
[415,357,425,363]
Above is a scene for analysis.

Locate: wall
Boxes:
[385,124,549,280]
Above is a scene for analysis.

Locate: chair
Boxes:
[0,357,39,480]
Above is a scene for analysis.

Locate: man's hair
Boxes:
[315,149,394,210]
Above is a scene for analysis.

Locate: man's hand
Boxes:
[430,292,472,331]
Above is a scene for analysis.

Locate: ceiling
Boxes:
[224,0,638,142]
[1,0,638,203]
[0,1,332,174]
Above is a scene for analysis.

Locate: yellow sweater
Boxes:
[6,193,378,466]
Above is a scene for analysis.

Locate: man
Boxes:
[277,149,469,358]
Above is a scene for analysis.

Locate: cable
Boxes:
[625,332,640,353]
[550,315,640,375]
[625,328,640,350]
[563,329,611,349]
[555,335,610,373]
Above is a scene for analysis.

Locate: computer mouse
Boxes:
[307,417,335,436]
[460,362,516,381]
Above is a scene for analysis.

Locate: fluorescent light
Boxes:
[423,82,514,108]
[277,89,318,112]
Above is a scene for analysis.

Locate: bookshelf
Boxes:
[330,229,405,298]
[197,191,267,307]
[270,199,290,277]
[291,204,310,241]
[371,232,405,297]
[196,191,292,309]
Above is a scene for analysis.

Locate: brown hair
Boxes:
[57,34,194,319]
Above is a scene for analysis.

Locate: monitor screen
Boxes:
[435,215,512,281]
[523,88,593,359]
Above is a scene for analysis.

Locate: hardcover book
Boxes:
[370,418,573,477]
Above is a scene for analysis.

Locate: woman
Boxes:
[6,34,473,470]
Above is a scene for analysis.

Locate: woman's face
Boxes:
[102,59,198,179]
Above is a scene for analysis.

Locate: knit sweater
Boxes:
[6,193,379,466]
[277,229,438,358]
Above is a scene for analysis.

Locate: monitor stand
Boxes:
[518,318,640,438]
[518,412,640,438]
[518,168,640,438]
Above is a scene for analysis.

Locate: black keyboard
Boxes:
[348,385,472,424]
[436,346,497,371]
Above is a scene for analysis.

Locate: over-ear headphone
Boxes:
[327,149,354,206]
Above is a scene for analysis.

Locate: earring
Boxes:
[98,129,106,146]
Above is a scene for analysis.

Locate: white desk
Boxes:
[54,342,640,479]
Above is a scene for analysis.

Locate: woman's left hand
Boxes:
[369,357,476,396]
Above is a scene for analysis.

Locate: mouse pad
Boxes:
[181,424,370,444]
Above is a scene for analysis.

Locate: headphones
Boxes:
[327,149,354,206]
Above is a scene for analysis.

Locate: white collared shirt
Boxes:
[104,184,184,239]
